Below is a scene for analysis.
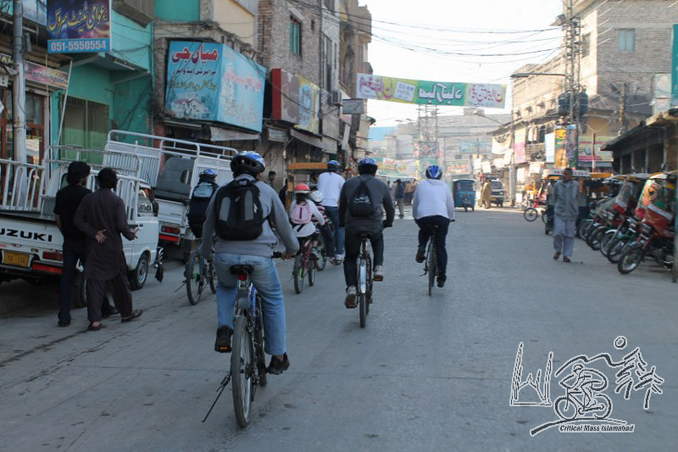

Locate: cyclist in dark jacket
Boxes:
[187,169,219,238]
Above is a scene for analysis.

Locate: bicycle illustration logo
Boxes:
[510,336,664,436]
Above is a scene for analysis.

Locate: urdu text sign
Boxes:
[47,0,112,53]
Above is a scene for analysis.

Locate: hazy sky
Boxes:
[360,0,563,126]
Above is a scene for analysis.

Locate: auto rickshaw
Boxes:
[452,179,476,212]
[282,162,329,209]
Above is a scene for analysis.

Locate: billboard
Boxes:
[356,73,506,108]
[166,41,265,132]
[47,0,112,53]
[554,125,577,168]
[271,69,321,135]
[447,159,472,175]
[578,136,615,163]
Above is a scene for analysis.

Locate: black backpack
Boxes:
[214,179,266,241]
[348,177,375,218]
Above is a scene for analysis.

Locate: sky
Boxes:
[359,0,564,126]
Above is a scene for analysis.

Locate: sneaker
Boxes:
[214,325,233,353]
[267,353,290,375]
[345,286,357,308]
[373,266,384,281]
[310,247,320,260]
[437,274,447,288]
[415,246,426,263]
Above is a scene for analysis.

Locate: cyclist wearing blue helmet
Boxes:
[338,158,395,308]
[187,168,219,238]
[412,164,455,287]
[317,159,345,264]
[201,151,299,375]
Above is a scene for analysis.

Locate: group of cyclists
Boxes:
[189,152,456,376]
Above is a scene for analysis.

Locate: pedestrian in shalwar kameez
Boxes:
[74,168,143,330]
[553,168,580,263]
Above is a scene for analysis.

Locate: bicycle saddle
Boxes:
[358,232,374,239]
[230,265,254,274]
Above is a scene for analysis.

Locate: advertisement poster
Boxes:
[356,73,506,108]
[554,125,576,168]
[514,141,527,164]
[545,132,556,163]
[271,69,321,135]
[166,41,265,132]
[448,159,472,175]
[47,0,112,53]
[24,62,69,89]
[578,136,615,163]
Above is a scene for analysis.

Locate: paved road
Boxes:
[1,208,676,451]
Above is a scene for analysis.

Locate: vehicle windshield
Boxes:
[491,181,503,189]
[457,181,474,191]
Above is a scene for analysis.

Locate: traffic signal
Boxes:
[557,92,589,118]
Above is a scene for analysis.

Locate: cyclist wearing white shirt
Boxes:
[316,160,345,262]
[412,165,455,288]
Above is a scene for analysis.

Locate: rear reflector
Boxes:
[32,263,62,275]
[159,234,179,243]
[43,251,63,261]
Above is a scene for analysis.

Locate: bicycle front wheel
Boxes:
[293,256,304,294]
[186,252,203,305]
[231,316,253,428]
[523,208,538,222]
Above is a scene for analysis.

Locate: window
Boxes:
[323,35,334,90]
[617,29,635,52]
[62,97,110,163]
[290,17,302,55]
[0,89,45,164]
[582,33,591,57]
[323,0,335,11]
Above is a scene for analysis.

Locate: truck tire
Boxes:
[129,252,150,291]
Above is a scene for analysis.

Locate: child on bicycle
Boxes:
[289,184,326,260]
[309,190,336,262]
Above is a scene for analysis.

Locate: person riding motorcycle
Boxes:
[412,165,455,288]
[338,158,395,308]
[187,169,219,239]
[201,152,299,375]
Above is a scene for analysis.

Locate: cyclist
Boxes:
[309,190,335,261]
[187,169,219,239]
[412,165,455,288]
[339,158,394,308]
[288,183,326,259]
[201,152,299,375]
[317,160,345,263]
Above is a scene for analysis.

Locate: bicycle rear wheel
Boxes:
[308,260,316,286]
[208,261,217,294]
[254,296,267,388]
[359,294,366,328]
[427,242,436,296]
[231,316,253,428]
[186,252,203,305]
[293,255,304,294]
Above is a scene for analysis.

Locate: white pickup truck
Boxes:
[0,147,162,300]
[105,131,236,260]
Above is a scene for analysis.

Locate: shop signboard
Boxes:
[448,159,472,175]
[545,132,556,163]
[271,68,320,135]
[47,0,112,53]
[25,62,69,90]
[578,136,615,162]
[357,73,506,108]
[514,141,526,164]
[554,125,577,168]
[166,41,265,132]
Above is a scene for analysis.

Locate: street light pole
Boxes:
[12,0,26,164]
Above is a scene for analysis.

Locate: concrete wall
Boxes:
[213,0,258,47]
[155,0,201,21]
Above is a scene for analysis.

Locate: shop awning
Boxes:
[210,126,260,142]
[291,129,323,148]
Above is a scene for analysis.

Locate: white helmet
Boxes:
[309,190,323,203]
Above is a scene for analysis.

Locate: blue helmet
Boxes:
[358,158,378,173]
[230,151,266,175]
[426,165,443,180]
[200,168,217,178]
[328,160,340,171]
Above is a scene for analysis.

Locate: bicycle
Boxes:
[356,232,374,328]
[293,236,316,294]
[523,198,548,223]
[185,240,216,305]
[202,254,282,428]
[423,225,438,297]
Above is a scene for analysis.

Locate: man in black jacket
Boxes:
[338,158,395,308]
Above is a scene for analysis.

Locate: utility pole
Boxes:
[565,0,581,169]
[618,82,628,136]
[13,0,26,164]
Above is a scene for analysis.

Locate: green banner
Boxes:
[672,25,678,101]
[356,73,506,108]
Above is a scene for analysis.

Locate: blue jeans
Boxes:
[323,206,344,256]
[214,253,286,356]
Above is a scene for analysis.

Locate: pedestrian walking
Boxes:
[394,179,405,218]
[54,161,115,327]
[74,168,142,331]
[552,168,580,263]
[480,180,492,209]
[404,180,415,205]
[266,170,277,189]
